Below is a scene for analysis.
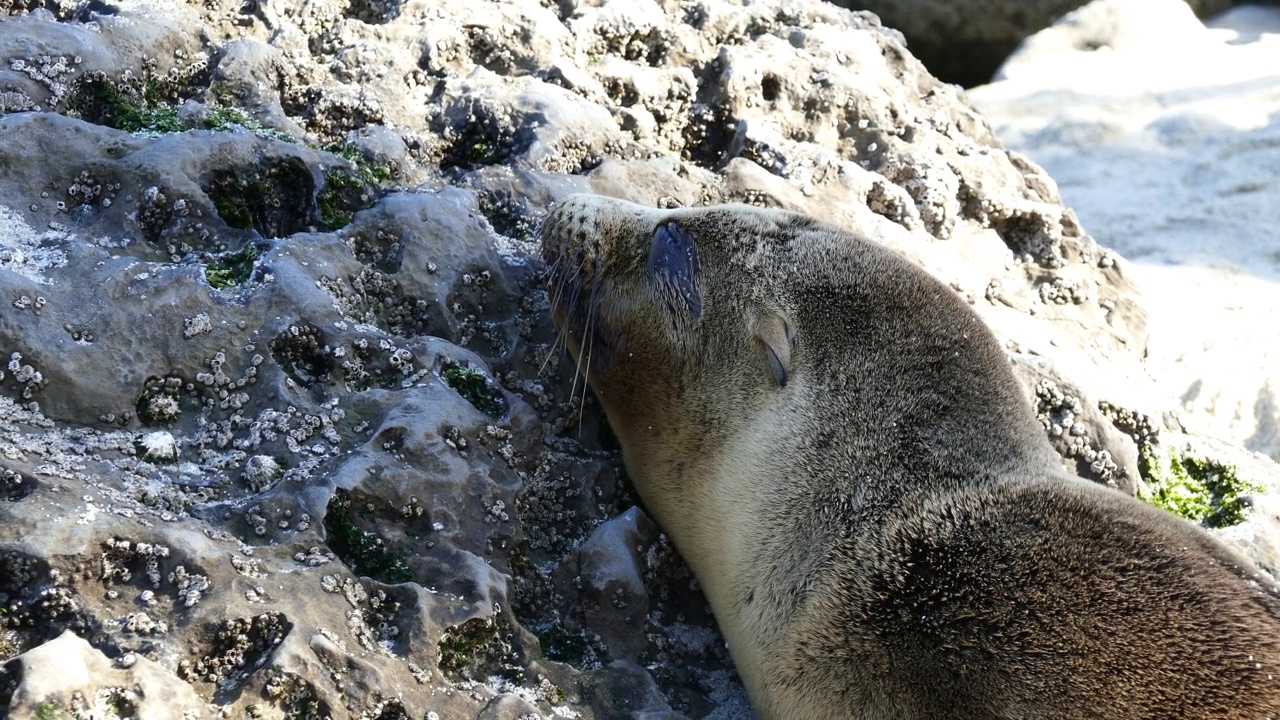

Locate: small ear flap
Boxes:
[756,314,794,387]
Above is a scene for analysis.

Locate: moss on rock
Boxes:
[1138,445,1261,528]
[204,244,260,289]
[441,362,505,419]
[316,164,383,230]
[65,75,184,136]
[323,488,413,583]
[437,616,524,683]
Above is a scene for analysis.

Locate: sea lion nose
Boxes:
[649,221,702,318]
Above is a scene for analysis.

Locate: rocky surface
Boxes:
[0,0,1275,718]
[832,0,1235,87]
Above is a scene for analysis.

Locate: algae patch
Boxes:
[316,168,366,230]
[204,244,260,289]
[441,362,506,419]
[66,74,294,141]
[66,75,183,136]
[536,624,589,666]
[437,616,524,684]
[315,142,391,230]
[205,162,315,238]
[323,488,413,583]
[327,142,394,186]
[1138,445,1261,528]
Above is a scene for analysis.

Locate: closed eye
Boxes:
[648,221,702,318]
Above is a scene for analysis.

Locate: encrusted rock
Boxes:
[5,631,204,720]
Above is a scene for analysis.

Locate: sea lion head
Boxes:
[539,194,1050,490]
[539,194,802,440]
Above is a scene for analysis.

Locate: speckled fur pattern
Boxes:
[540,193,1280,720]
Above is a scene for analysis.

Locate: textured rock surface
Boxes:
[832,0,1234,86]
[6,631,204,719]
[0,0,1274,718]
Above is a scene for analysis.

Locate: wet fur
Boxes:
[540,193,1280,720]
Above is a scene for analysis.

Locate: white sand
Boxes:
[969,0,1280,459]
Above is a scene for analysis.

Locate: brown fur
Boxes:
[540,193,1280,720]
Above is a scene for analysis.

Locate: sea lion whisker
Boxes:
[539,277,570,376]
[556,271,588,406]
[544,240,572,281]
[541,260,576,368]
[569,257,604,424]
[541,241,594,377]
[545,249,576,309]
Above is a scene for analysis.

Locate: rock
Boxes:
[969,0,1280,516]
[1222,493,1280,580]
[589,660,689,719]
[207,39,308,142]
[0,3,204,112]
[476,693,542,720]
[5,630,205,719]
[578,507,660,661]
[995,0,1213,83]
[831,0,1234,87]
[1010,354,1142,493]
[0,0,1268,716]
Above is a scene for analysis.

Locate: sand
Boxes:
[969,0,1280,459]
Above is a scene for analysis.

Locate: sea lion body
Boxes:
[539,193,1280,719]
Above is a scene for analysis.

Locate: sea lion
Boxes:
[539,193,1280,720]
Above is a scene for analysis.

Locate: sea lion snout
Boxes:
[541,196,704,323]
[539,194,660,375]
[540,195,704,372]
[539,196,608,351]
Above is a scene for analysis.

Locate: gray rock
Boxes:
[590,660,690,720]
[578,507,660,661]
[0,3,204,112]
[208,38,308,141]
[5,631,205,719]
[997,0,1215,82]
[1010,354,1142,493]
[477,693,542,720]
